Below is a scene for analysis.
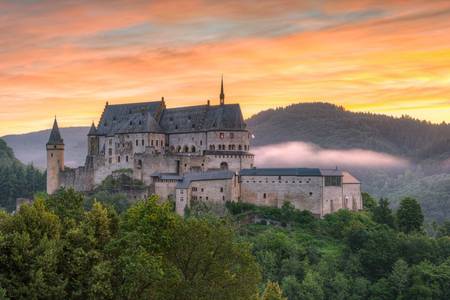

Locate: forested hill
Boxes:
[0,138,46,211]
[247,103,450,161]
[0,139,20,166]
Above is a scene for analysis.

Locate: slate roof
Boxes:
[320,169,344,177]
[239,168,323,177]
[94,101,246,136]
[96,101,163,136]
[176,170,235,189]
[160,104,246,133]
[47,118,64,145]
[150,172,183,181]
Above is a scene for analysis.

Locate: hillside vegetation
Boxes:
[247,103,450,161]
[0,190,449,299]
[0,139,46,211]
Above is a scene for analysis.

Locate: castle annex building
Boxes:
[47,80,362,217]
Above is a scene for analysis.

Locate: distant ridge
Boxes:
[247,102,450,161]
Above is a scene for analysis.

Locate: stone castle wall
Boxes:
[240,175,323,216]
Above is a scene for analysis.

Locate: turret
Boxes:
[87,121,99,156]
[46,118,64,194]
[220,75,225,105]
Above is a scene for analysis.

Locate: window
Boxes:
[325,176,342,187]
[136,140,138,146]
[156,140,159,146]
[126,156,129,162]
[263,193,267,199]
[161,140,164,147]
[220,187,224,193]
[192,187,198,192]
[200,140,203,146]
[222,196,225,201]
[151,140,154,146]
[142,139,144,146]
[109,139,112,145]
[118,156,121,163]
[230,132,234,138]
[108,148,112,156]
[201,188,204,192]
[206,196,208,200]
[108,157,112,164]
[219,132,224,139]
[309,192,313,196]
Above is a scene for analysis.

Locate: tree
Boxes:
[261,281,286,300]
[362,192,377,210]
[163,217,261,300]
[396,197,424,234]
[389,259,409,299]
[372,198,395,228]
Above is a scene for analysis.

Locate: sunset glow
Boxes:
[1,0,450,135]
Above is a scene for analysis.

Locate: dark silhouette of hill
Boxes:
[247,102,450,161]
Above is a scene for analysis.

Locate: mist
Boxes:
[252,142,410,170]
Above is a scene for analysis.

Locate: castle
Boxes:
[46,79,362,217]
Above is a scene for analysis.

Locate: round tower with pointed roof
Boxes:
[46,118,65,194]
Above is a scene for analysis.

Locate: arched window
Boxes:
[191,146,196,153]
[210,145,215,150]
[220,162,228,170]
[137,159,143,169]
[238,145,242,151]
[177,146,182,152]
[183,145,189,153]
[135,140,138,146]
[228,144,232,150]
[170,146,175,152]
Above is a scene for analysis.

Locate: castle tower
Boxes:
[87,121,99,156]
[220,75,225,105]
[46,118,64,194]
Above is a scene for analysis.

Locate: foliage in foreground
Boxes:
[0,189,260,299]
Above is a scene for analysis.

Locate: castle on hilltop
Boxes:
[46,79,362,216]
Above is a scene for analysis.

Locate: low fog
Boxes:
[253,142,410,170]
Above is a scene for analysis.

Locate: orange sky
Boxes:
[1,0,450,136]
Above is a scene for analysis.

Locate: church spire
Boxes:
[47,117,64,145]
[88,121,97,136]
[220,75,225,105]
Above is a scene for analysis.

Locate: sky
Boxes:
[0,0,449,136]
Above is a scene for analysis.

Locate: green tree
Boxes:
[261,281,286,300]
[362,192,377,210]
[298,270,324,300]
[372,198,395,228]
[389,259,409,299]
[396,197,424,234]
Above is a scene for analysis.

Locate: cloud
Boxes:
[1,0,450,135]
[253,142,410,169]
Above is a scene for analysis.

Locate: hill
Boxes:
[0,139,20,166]
[2,126,90,169]
[247,102,450,161]
[0,138,46,211]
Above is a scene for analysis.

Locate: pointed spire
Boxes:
[88,121,97,136]
[220,75,225,105]
[47,117,64,145]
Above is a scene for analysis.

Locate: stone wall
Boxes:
[343,183,363,210]
[206,130,250,151]
[46,144,64,194]
[205,153,254,172]
[60,166,94,192]
[240,175,323,216]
